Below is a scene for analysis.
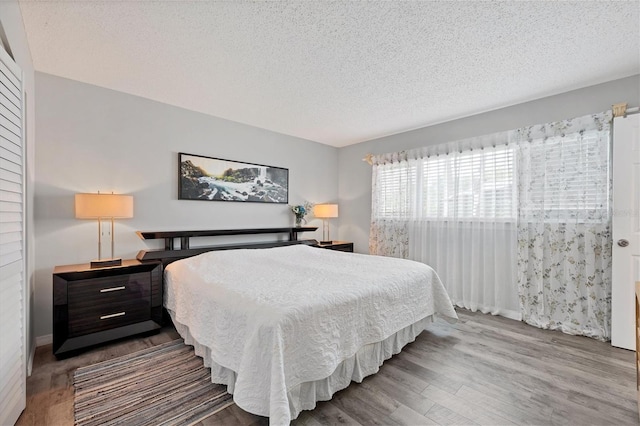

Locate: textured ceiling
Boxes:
[18,1,640,147]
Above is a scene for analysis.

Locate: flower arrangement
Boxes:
[290,202,314,227]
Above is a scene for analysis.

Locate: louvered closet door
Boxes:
[0,45,26,425]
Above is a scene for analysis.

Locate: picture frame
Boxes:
[179,152,289,204]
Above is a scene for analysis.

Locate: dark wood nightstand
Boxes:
[316,241,354,253]
[53,259,163,358]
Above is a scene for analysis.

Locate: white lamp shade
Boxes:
[314,204,339,218]
[75,193,134,219]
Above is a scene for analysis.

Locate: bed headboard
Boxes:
[136,227,318,266]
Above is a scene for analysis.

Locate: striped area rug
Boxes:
[73,339,234,426]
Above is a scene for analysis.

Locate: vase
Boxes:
[295,216,303,227]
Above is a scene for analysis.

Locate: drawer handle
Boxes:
[100,286,126,293]
[100,312,125,320]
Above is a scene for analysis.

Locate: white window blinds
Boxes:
[374,164,417,219]
[518,129,611,220]
[422,147,515,219]
[373,145,516,221]
[373,129,609,223]
[0,44,26,426]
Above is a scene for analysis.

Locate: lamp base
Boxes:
[90,258,122,268]
[320,240,333,245]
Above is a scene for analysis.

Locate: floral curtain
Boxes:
[370,111,613,339]
[369,219,409,259]
[515,111,612,340]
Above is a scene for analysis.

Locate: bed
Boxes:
[158,242,457,424]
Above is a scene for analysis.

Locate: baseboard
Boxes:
[36,334,53,347]
[27,341,35,376]
[30,335,52,376]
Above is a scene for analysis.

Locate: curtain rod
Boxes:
[363,104,633,165]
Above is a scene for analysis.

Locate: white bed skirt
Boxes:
[169,310,435,423]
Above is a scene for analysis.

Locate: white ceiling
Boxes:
[18,1,640,147]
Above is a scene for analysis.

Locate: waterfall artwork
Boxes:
[179,153,289,203]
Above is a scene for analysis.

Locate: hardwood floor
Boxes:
[17,309,638,425]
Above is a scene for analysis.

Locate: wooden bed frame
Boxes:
[136,226,319,266]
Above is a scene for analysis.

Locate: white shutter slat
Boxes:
[0,44,25,426]
[0,250,21,272]
[0,80,20,112]
[0,68,20,111]
[0,157,21,174]
[0,231,21,244]
[0,56,20,95]
[0,201,22,213]
[0,178,21,193]
[0,145,20,165]
[0,260,21,281]
[0,168,21,184]
[0,211,21,222]
[0,72,20,106]
[0,361,21,415]
[0,340,21,370]
[0,365,21,415]
[0,113,21,138]
[0,277,20,322]
[0,190,21,203]
[0,275,20,311]
[0,241,22,257]
[0,77,19,127]
[0,95,20,124]
[0,125,21,150]
[0,220,21,234]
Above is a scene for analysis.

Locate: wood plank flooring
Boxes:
[17,309,638,425]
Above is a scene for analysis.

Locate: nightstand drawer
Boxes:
[67,271,152,337]
[68,299,151,337]
[68,272,151,307]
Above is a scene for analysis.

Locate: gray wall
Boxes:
[338,75,640,253]
[0,1,37,369]
[33,70,640,339]
[34,72,338,339]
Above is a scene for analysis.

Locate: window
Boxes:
[373,129,610,223]
[373,145,516,221]
[370,111,613,339]
[519,130,610,218]
[374,163,416,219]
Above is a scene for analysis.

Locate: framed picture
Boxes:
[179,152,289,203]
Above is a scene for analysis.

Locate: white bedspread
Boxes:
[164,245,457,424]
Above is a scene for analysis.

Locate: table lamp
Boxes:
[314,204,338,244]
[75,192,133,267]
